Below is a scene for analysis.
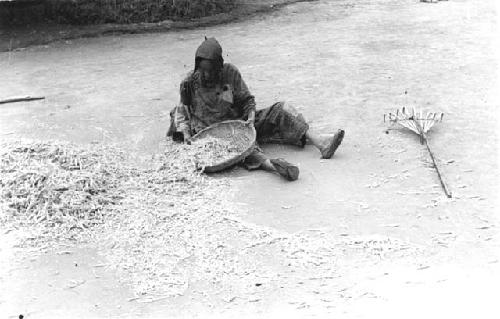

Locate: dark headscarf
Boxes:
[194,37,224,72]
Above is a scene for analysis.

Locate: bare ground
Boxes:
[1,0,499,318]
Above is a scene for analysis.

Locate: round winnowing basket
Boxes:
[190,120,256,173]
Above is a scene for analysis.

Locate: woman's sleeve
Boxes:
[177,77,192,133]
[180,77,192,106]
[229,64,256,119]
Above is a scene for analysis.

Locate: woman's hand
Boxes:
[183,130,192,144]
[246,110,255,126]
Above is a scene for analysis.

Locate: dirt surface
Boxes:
[1,0,499,318]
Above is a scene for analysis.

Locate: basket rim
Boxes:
[190,120,256,173]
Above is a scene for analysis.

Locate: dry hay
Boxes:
[102,162,423,300]
[189,137,246,169]
[98,140,288,298]
[1,139,424,303]
[100,140,244,297]
[0,139,213,248]
[0,140,131,245]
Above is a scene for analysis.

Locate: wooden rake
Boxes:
[384,107,452,198]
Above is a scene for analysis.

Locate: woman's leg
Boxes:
[305,129,345,159]
[254,102,344,159]
[304,130,323,147]
[243,148,299,181]
[254,102,309,147]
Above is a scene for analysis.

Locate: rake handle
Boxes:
[423,135,452,198]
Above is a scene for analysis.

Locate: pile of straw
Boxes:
[0,140,128,244]
[190,137,245,168]
[100,139,236,296]
[1,139,422,302]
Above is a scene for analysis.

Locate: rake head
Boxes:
[384,107,444,143]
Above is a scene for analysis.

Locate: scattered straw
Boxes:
[1,139,423,302]
[0,140,129,246]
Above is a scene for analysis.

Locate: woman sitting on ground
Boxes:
[167,37,345,181]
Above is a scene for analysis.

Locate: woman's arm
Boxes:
[226,64,256,120]
[176,77,193,141]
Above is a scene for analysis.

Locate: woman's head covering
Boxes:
[194,37,224,72]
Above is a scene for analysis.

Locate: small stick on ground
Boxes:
[0,96,45,105]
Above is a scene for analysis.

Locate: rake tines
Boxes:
[384,107,444,141]
[384,107,451,198]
